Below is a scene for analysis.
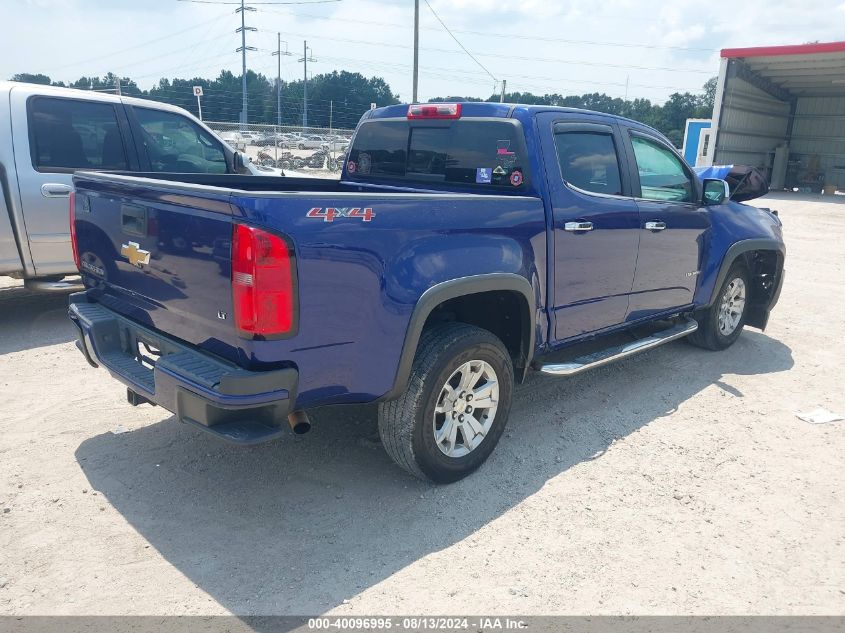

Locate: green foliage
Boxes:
[8,70,715,145]
[11,73,54,85]
[9,69,399,130]
[702,76,717,110]
[427,77,717,147]
[288,71,400,129]
[481,76,717,147]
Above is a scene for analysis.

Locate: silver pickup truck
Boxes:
[0,81,255,291]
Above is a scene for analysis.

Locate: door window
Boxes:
[134,108,227,174]
[29,97,128,171]
[554,131,623,196]
[631,135,694,203]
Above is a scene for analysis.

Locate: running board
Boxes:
[538,318,698,377]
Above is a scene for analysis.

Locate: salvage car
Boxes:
[67,102,785,482]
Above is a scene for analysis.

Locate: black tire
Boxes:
[378,323,514,483]
[688,262,750,350]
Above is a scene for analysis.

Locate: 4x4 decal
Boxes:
[306,207,375,223]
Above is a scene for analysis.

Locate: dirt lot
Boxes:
[0,193,843,616]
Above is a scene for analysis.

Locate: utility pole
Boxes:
[235,0,256,129]
[271,33,291,128]
[412,0,419,103]
[298,40,316,129]
[499,79,506,103]
[115,76,122,96]
[329,100,333,134]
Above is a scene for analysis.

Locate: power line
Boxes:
[256,6,719,53]
[31,16,708,108]
[422,0,496,83]
[254,27,714,75]
[33,12,231,75]
[307,53,701,94]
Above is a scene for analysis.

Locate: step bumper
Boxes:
[68,294,297,445]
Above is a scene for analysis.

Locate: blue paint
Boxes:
[72,104,783,413]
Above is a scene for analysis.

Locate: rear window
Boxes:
[346,119,528,189]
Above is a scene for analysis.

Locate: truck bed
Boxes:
[71,171,547,409]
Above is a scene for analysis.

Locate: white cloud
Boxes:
[1,0,841,106]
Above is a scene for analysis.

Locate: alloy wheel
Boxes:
[432,360,499,458]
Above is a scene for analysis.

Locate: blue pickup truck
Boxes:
[68,102,785,483]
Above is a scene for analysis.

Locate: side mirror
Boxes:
[702,178,730,205]
[233,151,245,173]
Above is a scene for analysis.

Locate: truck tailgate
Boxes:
[72,174,242,362]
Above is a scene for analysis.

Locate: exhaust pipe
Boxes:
[287,410,312,435]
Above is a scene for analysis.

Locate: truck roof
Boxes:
[0,80,199,118]
[366,101,672,144]
[0,80,229,147]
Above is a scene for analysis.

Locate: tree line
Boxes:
[11,71,715,147]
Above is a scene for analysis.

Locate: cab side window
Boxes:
[630,135,693,203]
[30,97,128,171]
[554,131,623,196]
[134,108,227,174]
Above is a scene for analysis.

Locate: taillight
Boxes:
[407,103,462,119]
[231,223,296,338]
[69,191,81,271]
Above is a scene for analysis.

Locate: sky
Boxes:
[2,0,844,112]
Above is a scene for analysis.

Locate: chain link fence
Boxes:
[205,121,355,177]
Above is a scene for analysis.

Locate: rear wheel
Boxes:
[688,262,749,350]
[378,323,514,483]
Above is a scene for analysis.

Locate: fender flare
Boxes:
[706,238,785,326]
[707,238,785,305]
[380,273,537,401]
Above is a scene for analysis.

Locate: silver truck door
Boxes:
[9,87,134,276]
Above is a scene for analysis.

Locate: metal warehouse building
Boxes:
[706,41,845,193]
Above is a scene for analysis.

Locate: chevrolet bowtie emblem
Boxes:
[121,241,151,268]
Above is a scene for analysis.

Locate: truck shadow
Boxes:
[75,330,792,616]
[0,285,76,355]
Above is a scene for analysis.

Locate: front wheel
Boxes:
[378,323,514,483]
[688,262,750,350]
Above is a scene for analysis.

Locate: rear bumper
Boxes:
[68,294,298,445]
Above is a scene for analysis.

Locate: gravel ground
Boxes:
[0,193,843,616]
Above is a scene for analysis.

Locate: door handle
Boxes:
[564,221,594,232]
[644,221,667,231]
[41,183,73,198]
